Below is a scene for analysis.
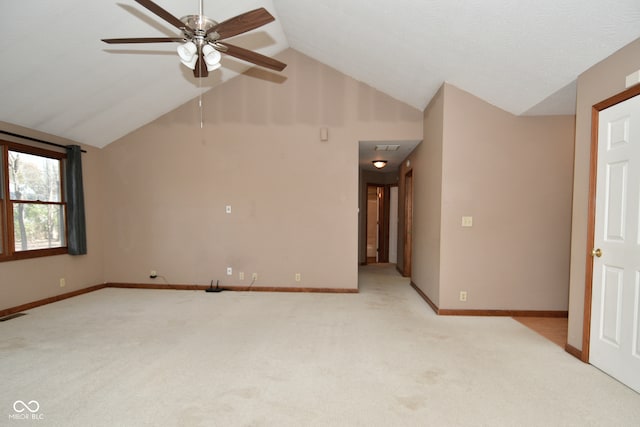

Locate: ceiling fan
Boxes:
[102,0,287,77]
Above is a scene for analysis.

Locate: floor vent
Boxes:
[0,313,27,322]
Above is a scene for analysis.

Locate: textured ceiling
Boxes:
[1,1,640,148]
[276,0,640,114]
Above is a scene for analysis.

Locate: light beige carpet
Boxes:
[1,264,639,426]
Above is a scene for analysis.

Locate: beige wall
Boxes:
[102,49,422,289]
[409,83,575,311]
[440,84,575,309]
[399,87,444,301]
[567,37,640,349]
[0,122,104,310]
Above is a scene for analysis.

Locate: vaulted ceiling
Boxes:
[1,0,639,148]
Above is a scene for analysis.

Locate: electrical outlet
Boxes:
[59,278,66,288]
[150,270,157,278]
[227,267,233,276]
[252,273,258,281]
[459,291,468,302]
[239,272,244,281]
[461,216,473,227]
[295,273,301,282]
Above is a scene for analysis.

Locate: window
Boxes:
[1,142,67,260]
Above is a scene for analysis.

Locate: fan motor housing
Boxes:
[181,15,219,41]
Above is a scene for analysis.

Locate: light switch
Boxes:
[461,216,473,227]
[225,205,231,214]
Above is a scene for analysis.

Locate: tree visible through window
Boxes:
[1,142,67,260]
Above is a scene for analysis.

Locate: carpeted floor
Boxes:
[1,264,639,426]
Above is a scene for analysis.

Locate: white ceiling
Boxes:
[1,1,640,148]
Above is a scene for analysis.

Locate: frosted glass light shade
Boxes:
[202,44,221,71]
[372,160,388,169]
[177,42,197,69]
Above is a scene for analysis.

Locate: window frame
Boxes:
[0,141,68,261]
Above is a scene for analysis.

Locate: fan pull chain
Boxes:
[199,94,204,129]
[198,64,204,130]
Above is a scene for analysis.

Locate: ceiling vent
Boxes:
[374,144,400,151]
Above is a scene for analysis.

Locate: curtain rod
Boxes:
[0,130,87,153]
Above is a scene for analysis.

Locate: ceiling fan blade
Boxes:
[218,42,286,72]
[102,37,184,44]
[207,8,275,39]
[193,53,209,78]
[134,0,187,31]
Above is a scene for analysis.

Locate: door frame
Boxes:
[403,170,413,277]
[581,83,640,362]
[388,185,399,264]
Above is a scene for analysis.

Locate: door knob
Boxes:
[592,248,602,258]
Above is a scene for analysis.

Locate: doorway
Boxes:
[583,84,640,393]
[366,185,396,264]
[366,186,381,263]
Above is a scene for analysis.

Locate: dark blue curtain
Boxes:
[65,145,87,255]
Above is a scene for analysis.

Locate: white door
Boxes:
[590,93,640,393]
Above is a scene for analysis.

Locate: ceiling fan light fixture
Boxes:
[372,160,388,169]
[202,44,222,71]
[177,41,197,69]
[102,2,287,76]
